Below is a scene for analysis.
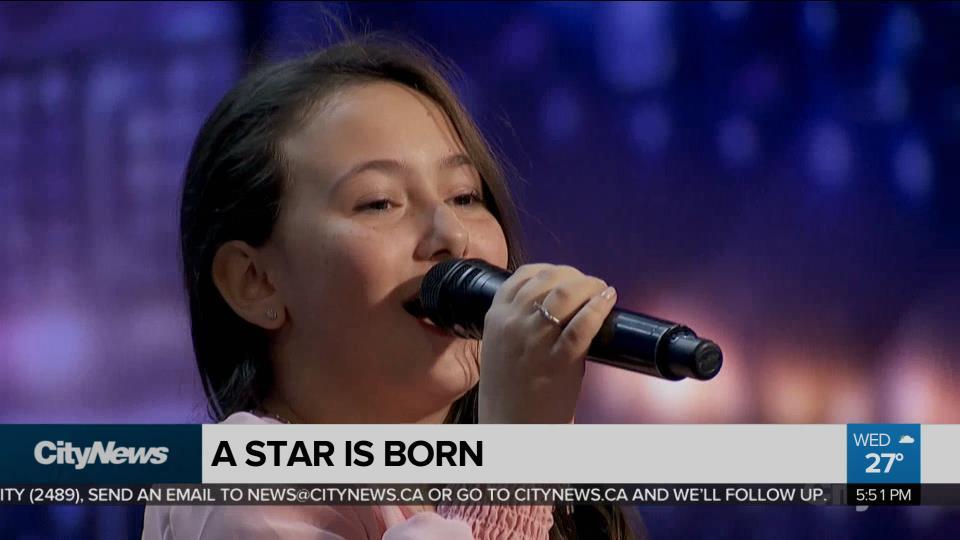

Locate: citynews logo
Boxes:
[34,441,169,470]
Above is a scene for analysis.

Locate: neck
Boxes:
[266,337,464,424]
[260,391,453,424]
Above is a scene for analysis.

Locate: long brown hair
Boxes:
[180,33,638,540]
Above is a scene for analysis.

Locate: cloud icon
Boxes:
[899,435,916,444]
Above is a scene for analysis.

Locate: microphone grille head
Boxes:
[419,258,509,340]
[420,259,465,314]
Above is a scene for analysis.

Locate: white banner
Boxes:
[202,424,846,484]
[922,425,960,483]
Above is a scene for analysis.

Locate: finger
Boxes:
[536,276,608,327]
[493,263,553,305]
[398,505,423,519]
[512,265,581,307]
[554,285,617,361]
[380,505,407,529]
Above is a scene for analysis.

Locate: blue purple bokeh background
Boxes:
[1,1,958,538]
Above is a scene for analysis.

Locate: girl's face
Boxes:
[263,81,509,421]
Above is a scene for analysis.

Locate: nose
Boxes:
[414,203,469,261]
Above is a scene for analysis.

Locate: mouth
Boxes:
[402,295,428,319]
[402,295,451,336]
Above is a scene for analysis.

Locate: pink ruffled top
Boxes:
[141,412,553,540]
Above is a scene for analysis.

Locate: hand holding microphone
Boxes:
[476,263,619,423]
[418,259,723,423]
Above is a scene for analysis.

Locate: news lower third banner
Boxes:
[1,424,959,506]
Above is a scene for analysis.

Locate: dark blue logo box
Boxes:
[0,425,201,484]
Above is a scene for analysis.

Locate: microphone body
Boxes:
[419,259,723,381]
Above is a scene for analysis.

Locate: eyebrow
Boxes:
[330,153,475,192]
[440,153,473,169]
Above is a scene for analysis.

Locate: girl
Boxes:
[143,34,638,539]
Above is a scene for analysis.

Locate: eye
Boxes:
[357,199,394,212]
[451,191,484,207]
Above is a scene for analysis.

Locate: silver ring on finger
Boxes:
[532,301,562,326]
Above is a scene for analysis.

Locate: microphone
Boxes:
[419,258,722,381]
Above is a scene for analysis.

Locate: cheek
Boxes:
[469,217,510,269]
[279,219,406,308]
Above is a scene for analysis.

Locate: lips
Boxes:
[402,295,451,336]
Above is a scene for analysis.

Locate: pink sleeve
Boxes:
[381,508,474,540]
[436,505,554,540]
[142,504,382,539]
[143,502,552,540]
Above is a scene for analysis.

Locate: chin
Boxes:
[422,347,479,399]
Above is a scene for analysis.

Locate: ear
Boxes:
[211,240,286,330]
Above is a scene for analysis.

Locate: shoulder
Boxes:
[143,504,387,539]
[143,413,391,538]
[218,411,280,425]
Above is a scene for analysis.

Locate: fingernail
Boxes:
[601,286,616,300]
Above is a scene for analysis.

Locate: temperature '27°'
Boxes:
[865,452,904,474]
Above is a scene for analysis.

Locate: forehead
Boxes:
[280,81,466,184]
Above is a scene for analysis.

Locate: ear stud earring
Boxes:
[265,308,278,321]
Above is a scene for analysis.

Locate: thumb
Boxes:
[380,505,407,529]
